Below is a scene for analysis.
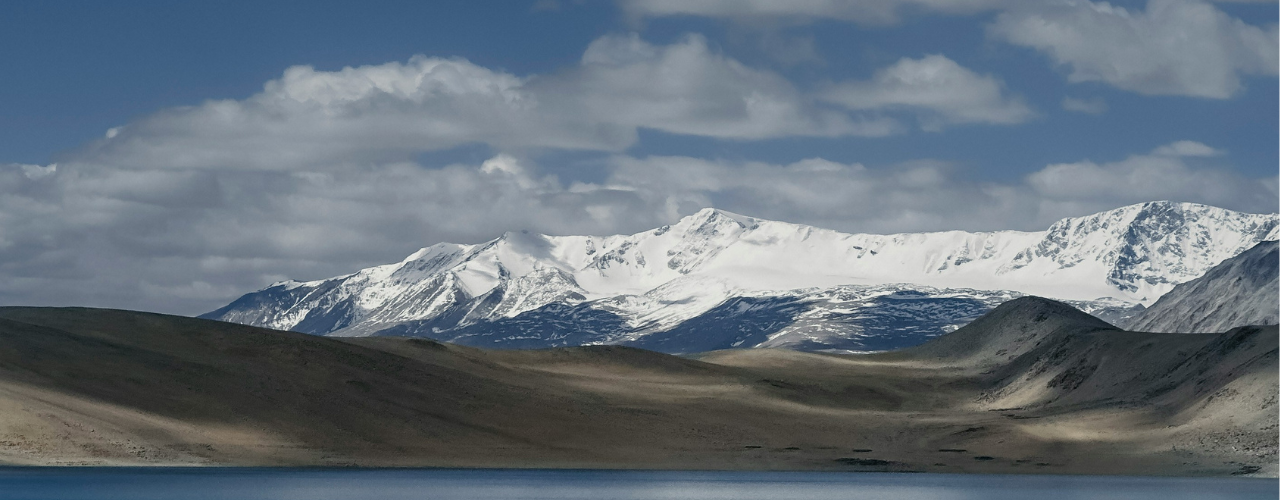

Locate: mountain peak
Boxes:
[1053,200,1227,228]
[988,296,1114,328]
[905,296,1116,367]
[1134,200,1202,210]
[1128,200,1231,217]
[680,207,760,231]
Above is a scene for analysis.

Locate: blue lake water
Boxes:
[0,468,1273,500]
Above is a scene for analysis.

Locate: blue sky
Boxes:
[4,0,1276,177]
[1,0,1277,314]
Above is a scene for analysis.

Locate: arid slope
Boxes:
[1124,240,1279,333]
[0,300,1273,476]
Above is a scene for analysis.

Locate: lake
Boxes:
[0,468,1273,499]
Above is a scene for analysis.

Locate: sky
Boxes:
[1,0,1277,315]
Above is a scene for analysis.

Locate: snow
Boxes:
[208,201,1278,344]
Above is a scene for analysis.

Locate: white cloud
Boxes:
[626,0,1277,99]
[989,0,1278,98]
[620,0,1009,25]
[609,143,1276,237]
[87,56,623,171]
[537,34,891,139]
[4,19,1273,317]
[1,141,1273,315]
[607,155,1022,232]
[821,55,1034,129]
[1152,140,1223,157]
[81,35,892,174]
[0,157,660,315]
[1061,96,1107,114]
[1027,141,1274,212]
[480,154,540,189]
[9,163,58,180]
[61,34,1066,189]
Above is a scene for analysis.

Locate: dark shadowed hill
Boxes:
[889,296,1117,368]
[885,296,1275,410]
[0,303,1273,476]
[944,298,1275,417]
[1125,240,1278,333]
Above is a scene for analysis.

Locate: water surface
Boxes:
[0,468,1273,500]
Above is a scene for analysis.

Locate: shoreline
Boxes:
[0,465,1275,479]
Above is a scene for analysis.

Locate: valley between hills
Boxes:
[0,298,1273,477]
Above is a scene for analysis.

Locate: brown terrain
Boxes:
[0,297,1274,476]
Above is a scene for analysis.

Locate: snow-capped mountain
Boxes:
[202,201,1278,352]
[1124,240,1278,334]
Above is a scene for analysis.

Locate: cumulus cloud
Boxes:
[85,57,599,171]
[71,34,1069,180]
[537,34,890,139]
[607,142,1276,236]
[606,155,1026,233]
[821,55,1033,129]
[81,35,884,174]
[1026,141,1274,213]
[0,157,661,315]
[627,0,1276,99]
[1152,140,1223,157]
[989,0,1278,98]
[4,27,1273,316]
[2,140,1273,315]
[620,0,1009,25]
[7,163,58,180]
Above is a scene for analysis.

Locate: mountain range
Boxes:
[203,201,1278,352]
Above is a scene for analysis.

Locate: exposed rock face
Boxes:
[1124,240,1278,333]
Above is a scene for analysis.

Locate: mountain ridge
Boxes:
[202,201,1278,351]
[1123,240,1279,333]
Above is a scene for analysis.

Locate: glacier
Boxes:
[202,201,1279,353]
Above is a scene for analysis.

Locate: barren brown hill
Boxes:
[0,299,1273,476]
